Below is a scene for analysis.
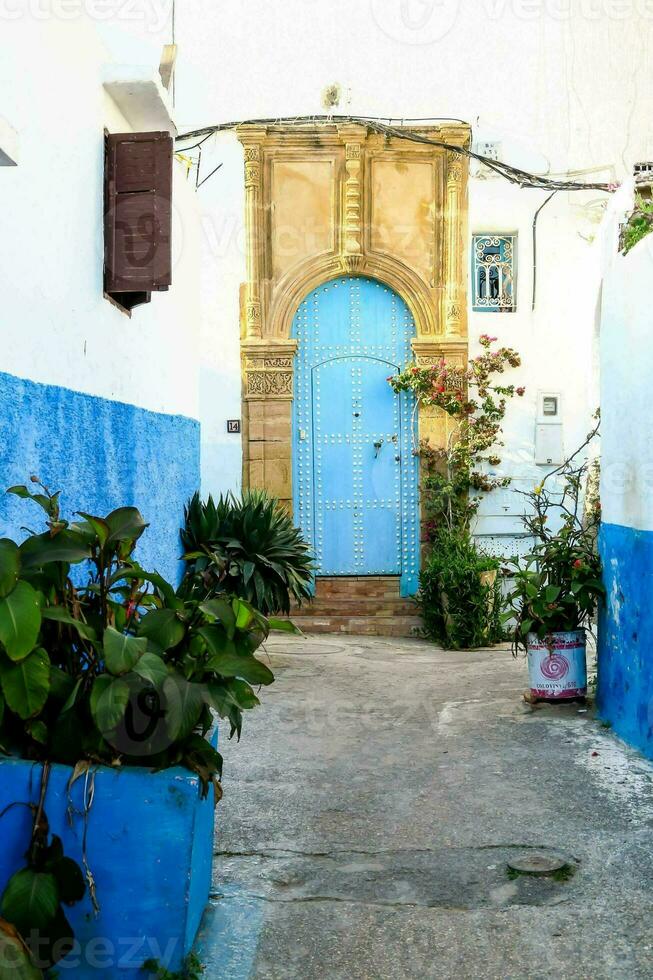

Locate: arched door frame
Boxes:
[237,121,471,591]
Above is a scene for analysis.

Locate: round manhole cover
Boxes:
[507,853,567,876]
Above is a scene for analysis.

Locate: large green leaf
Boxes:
[0,581,41,661]
[1,870,59,933]
[268,617,303,635]
[132,651,168,688]
[48,666,75,702]
[74,512,110,547]
[105,507,148,545]
[19,530,91,569]
[0,648,50,719]
[199,626,274,685]
[26,719,48,744]
[206,677,260,713]
[137,609,185,651]
[0,539,20,598]
[163,675,205,740]
[7,484,58,519]
[110,565,179,607]
[544,585,562,603]
[233,598,254,630]
[228,677,261,709]
[90,674,130,733]
[41,606,96,642]
[200,599,236,638]
[103,627,147,675]
[0,919,43,978]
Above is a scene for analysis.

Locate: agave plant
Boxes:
[181,490,314,615]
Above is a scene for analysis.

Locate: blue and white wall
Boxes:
[597,183,653,755]
[0,18,201,582]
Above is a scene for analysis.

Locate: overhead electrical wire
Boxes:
[176,114,616,193]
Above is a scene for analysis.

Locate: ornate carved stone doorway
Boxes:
[237,121,470,577]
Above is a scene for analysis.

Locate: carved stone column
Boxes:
[343,142,363,256]
[242,140,264,338]
[337,125,365,274]
[241,339,297,511]
[444,152,467,338]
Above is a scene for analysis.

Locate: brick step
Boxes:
[292,600,418,618]
[292,615,423,637]
[288,576,421,636]
[309,576,403,598]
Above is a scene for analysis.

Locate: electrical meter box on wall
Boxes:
[535,392,563,465]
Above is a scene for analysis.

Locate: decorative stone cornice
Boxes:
[242,339,298,401]
[411,338,468,370]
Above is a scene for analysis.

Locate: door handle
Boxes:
[373,438,384,458]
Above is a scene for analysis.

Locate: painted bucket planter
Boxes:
[527,629,587,699]
[0,758,214,978]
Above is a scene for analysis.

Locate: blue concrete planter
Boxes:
[0,757,214,978]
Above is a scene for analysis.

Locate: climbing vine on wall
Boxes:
[389,334,524,537]
[620,195,653,255]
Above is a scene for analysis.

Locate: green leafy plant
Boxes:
[0,479,297,794]
[621,195,653,254]
[0,765,85,971]
[419,531,503,649]
[142,952,204,979]
[505,418,604,652]
[181,489,314,615]
[0,480,300,975]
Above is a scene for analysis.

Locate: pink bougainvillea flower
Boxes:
[516,386,526,396]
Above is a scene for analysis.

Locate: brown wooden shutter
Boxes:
[104,131,173,295]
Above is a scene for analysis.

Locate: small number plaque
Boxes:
[227,419,241,434]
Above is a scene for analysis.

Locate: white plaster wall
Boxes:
[468,179,603,547]
[196,132,245,496]
[0,17,201,422]
[600,215,653,533]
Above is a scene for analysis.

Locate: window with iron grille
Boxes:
[471,234,516,312]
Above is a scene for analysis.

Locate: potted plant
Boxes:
[506,419,604,700]
[0,480,296,978]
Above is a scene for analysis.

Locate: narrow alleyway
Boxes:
[197,636,653,979]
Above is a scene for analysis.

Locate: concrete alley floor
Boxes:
[196,635,653,979]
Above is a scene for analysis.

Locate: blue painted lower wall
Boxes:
[0,371,200,583]
[597,521,653,758]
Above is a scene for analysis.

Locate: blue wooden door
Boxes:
[292,277,419,594]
